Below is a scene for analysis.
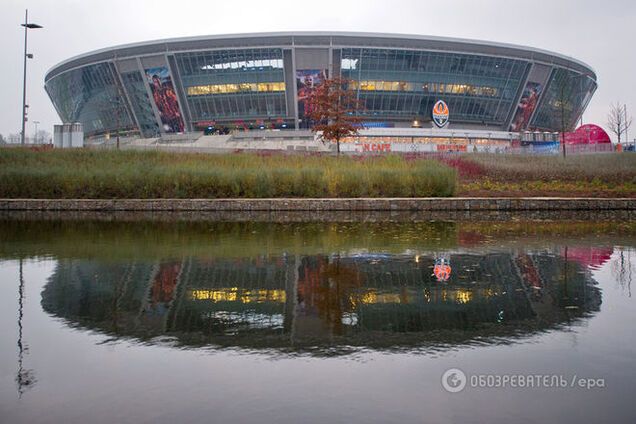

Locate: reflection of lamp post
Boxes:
[20,10,43,146]
[563,245,570,313]
[16,259,36,397]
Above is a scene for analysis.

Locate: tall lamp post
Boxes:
[20,10,43,145]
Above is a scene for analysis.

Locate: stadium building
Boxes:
[45,32,597,151]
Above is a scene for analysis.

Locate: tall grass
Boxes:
[465,153,636,183]
[0,149,456,198]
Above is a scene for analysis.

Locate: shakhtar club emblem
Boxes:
[432,100,450,128]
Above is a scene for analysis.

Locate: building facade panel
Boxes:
[45,62,135,135]
[173,48,287,128]
[119,65,162,138]
[531,68,597,131]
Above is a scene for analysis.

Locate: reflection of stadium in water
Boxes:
[42,249,603,353]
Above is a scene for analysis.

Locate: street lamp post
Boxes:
[20,10,43,146]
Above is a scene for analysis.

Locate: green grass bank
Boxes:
[0,149,456,198]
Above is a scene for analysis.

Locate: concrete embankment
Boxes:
[1,198,635,212]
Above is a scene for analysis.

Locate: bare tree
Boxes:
[98,78,130,149]
[35,130,51,144]
[554,74,575,158]
[0,133,6,145]
[607,102,632,145]
[8,133,21,144]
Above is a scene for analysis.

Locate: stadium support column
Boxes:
[287,47,299,130]
[283,49,296,130]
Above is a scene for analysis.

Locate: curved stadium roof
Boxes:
[46,31,596,81]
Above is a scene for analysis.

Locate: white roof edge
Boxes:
[46,31,596,80]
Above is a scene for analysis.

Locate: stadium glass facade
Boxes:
[340,48,528,126]
[175,48,287,124]
[45,32,597,138]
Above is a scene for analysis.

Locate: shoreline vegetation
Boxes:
[1,149,635,199]
[452,154,636,197]
[0,150,455,199]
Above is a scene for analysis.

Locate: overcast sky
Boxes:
[2,0,635,141]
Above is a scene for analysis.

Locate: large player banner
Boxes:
[509,81,542,132]
[296,69,327,122]
[145,66,185,133]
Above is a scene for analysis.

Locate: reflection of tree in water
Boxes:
[611,248,633,298]
[41,249,603,355]
[297,255,364,337]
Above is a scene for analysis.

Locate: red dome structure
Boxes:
[562,124,611,145]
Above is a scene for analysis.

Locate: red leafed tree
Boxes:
[306,76,364,155]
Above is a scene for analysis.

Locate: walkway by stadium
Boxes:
[85,129,615,155]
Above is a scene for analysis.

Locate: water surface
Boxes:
[1,217,635,423]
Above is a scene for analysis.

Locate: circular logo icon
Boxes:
[441,368,467,393]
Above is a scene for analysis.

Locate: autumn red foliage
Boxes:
[434,156,486,179]
[401,153,486,179]
[306,76,364,154]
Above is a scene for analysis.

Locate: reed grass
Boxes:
[0,149,456,198]
[466,153,636,183]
